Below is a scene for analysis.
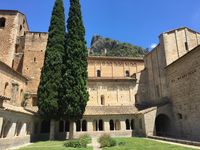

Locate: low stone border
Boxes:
[148,135,200,147]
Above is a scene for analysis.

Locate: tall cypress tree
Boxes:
[61,0,89,131]
[37,0,65,140]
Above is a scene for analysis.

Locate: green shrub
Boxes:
[79,134,91,147]
[64,134,91,148]
[64,140,81,148]
[99,134,116,148]
[118,141,126,146]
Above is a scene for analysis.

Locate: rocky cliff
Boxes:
[89,35,147,57]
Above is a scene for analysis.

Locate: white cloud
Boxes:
[150,43,157,49]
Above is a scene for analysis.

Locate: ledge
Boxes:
[88,77,136,82]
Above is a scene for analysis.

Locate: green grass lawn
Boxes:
[103,138,196,150]
[18,141,92,150]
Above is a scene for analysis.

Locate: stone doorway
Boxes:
[155,114,170,136]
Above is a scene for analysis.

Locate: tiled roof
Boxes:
[84,106,138,116]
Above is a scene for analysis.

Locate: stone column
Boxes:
[87,121,93,132]
[7,122,16,138]
[20,123,26,136]
[121,120,126,131]
[104,121,110,131]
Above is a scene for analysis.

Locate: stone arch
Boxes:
[115,120,121,130]
[97,70,101,77]
[0,17,6,28]
[109,120,114,131]
[155,114,170,136]
[125,70,130,77]
[76,120,81,132]
[82,120,87,131]
[125,119,130,130]
[93,120,97,131]
[99,119,104,131]
[4,82,9,96]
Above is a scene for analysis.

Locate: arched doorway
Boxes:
[109,120,114,131]
[99,119,104,131]
[155,114,170,136]
[82,120,87,131]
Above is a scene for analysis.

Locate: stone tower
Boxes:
[0,10,28,71]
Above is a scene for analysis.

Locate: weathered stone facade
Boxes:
[166,45,200,141]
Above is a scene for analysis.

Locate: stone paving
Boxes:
[91,137,102,150]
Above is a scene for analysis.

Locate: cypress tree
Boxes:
[61,0,89,133]
[37,0,65,140]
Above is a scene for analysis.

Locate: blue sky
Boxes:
[1,0,200,49]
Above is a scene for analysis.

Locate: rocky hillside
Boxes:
[89,35,147,57]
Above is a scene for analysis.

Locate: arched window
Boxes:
[82,120,87,131]
[59,120,64,132]
[99,119,104,131]
[34,57,36,62]
[125,70,130,77]
[93,120,98,131]
[41,120,50,133]
[109,120,114,131]
[100,95,105,105]
[125,119,130,130]
[0,17,6,28]
[131,119,135,130]
[115,120,121,130]
[97,70,101,77]
[4,82,8,96]
[20,89,23,102]
[76,120,81,132]
[65,120,70,132]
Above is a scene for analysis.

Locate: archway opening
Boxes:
[125,119,130,130]
[76,120,81,132]
[155,114,170,136]
[82,120,87,131]
[99,119,104,131]
[109,120,114,131]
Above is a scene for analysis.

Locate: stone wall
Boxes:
[88,80,136,106]
[0,61,27,107]
[166,45,200,141]
[22,32,48,93]
[143,27,200,105]
[88,57,144,78]
[0,11,28,68]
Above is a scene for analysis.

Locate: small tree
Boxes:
[37,0,65,140]
[61,0,89,138]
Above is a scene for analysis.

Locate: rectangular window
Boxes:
[185,42,189,51]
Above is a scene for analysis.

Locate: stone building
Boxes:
[0,9,200,149]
